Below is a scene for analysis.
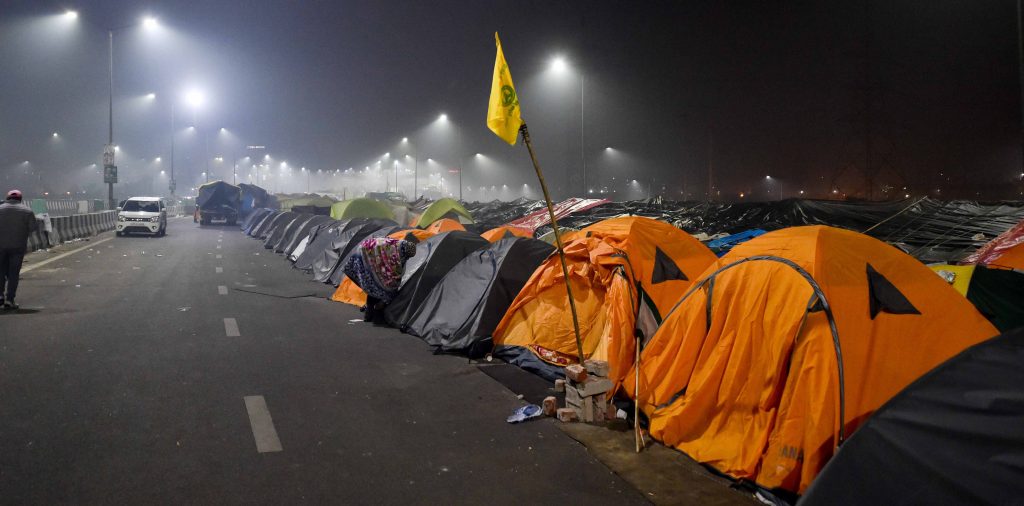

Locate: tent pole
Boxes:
[520,123,586,364]
[635,341,644,452]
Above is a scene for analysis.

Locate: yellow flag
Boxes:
[487,32,523,145]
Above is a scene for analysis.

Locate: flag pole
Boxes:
[519,123,586,365]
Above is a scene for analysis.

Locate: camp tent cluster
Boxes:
[238,194,1021,502]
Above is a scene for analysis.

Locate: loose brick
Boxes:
[556,408,578,423]
[553,379,566,392]
[542,396,558,416]
[583,359,609,377]
[565,364,588,382]
[571,376,613,398]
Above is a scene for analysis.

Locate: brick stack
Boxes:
[563,360,612,423]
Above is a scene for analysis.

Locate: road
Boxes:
[0,217,647,505]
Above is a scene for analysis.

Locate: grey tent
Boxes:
[405,237,554,357]
[241,208,272,233]
[801,326,1024,506]
[293,219,352,271]
[247,210,281,237]
[263,212,305,249]
[282,215,335,257]
[271,213,319,253]
[310,219,397,284]
[384,231,490,329]
[253,211,291,240]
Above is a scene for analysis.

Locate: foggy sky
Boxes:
[1,0,1021,202]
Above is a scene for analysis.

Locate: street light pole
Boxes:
[107,30,114,210]
[170,103,176,200]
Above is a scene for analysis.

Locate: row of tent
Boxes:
[238,199,1024,504]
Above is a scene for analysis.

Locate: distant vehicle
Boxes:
[116,197,167,237]
[196,180,242,226]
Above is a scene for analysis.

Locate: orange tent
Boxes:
[625,226,998,494]
[330,228,436,306]
[481,225,533,242]
[424,218,466,235]
[492,216,717,385]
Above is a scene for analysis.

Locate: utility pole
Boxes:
[170,103,176,201]
[105,30,116,210]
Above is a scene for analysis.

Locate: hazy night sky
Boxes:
[1,1,1020,201]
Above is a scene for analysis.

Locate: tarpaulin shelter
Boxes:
[239,183,274,216]
[242,208,273,234]
[292,219,351,271]
[425,218,466,234]
[271,213,320,253]
[802,326,1024,505]
[493,216,718,383]
[330,198,396,221]
[263,212,304,250]
[331,228,438,306]
[252,211,291,240]
[416,198,474,227]
[930,263,1024,332]
[245,210,279,237]
[962,219,1024,270]
[384,231,490,328]
[406,237,554,357]
[506,197,609,233]
[197,180,242,212]
[279,195,336,215]
[281,215,335,257]
[625,225,998,495]
[481,225,533,242]
[309,219,397,284]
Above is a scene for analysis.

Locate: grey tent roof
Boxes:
[264,212,305,250]
[241,208,272,233]
[405,237,554,357]
[292,219,350,271]
[282,215,335,257]
[801,326,1023,505]
[253,211,291,240]
[247,210,281,238]
[310,219,397,284]
[383,231,490,329]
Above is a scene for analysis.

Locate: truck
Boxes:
[196,180,242,226]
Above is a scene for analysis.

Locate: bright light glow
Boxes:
[264,154,270,160]
[765,175,771,179]
[438,114,448,121]
[146,93,156,100]
[184,89,205,108]
[551,56,568,73]
[605,147,612,150]
[142,17,158,29]
[402,137,408,143]
[65,10,78,19]
[384,152,390,157]
[155,157,162,162]
[160,170,165,174]
[52,132,59,138]
[114,145,120,151]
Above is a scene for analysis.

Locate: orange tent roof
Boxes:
[424,218,466,235]
[626,225,998,494]
[330,228,437,306]
[481,226,533,242]
[493,216,717,385]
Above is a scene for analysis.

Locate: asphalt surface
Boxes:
[0,218,648,505]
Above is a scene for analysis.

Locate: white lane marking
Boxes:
[218,239,222,242]
[216,267,223,273]
[22,237,114,273]
[216,245,222,249]
[224,318,240,336]
[218,285,228,295]
[244,396,283,453]
[216,254,222,259]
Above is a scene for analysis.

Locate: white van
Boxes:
[116,197,167,237]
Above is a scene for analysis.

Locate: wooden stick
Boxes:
[635,340,645,452]
[519,123,586,365]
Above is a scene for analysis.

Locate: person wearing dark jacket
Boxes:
[0,190,38,309]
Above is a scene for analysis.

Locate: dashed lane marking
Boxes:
[22,237,114,273]
[244,396,283,453]
[216,267,223,273]
[218,285,228,295]
[224,318,240,336]
[216,254,222,259]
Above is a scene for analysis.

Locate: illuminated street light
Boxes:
[52,132,59,138]
[185,89,205,108]
[550,56,567,73]
[146,93,156,100]
[65,10,78,19]
[438,113,448,122]
[142,17,158,29]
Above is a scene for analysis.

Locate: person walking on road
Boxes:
[0,190,38,310]
[342,235,418,324]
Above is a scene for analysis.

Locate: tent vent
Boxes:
[652,246,688,284]
[866,263,921,319]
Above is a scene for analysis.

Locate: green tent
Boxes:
[279,195,337,213]
[330,198,396,221]
[417,198,474,227]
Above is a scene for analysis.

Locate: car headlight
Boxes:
[150,216,161,222]
[118,215,126,222]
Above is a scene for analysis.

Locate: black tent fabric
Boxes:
[253,211,290,240]
[270,213,316,252]
[292,219,351,271]
[405,237,554,357]
[263,212,303,249]
[282,215,334,257]
[384,231,490,329]
[241,208,272,233]
[248,210,281,238]
[311,219,397,284]
[801,327,1024,506]
[965,266,1024,332]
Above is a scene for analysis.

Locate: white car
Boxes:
[116,197,167,237]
